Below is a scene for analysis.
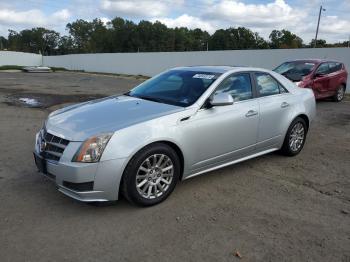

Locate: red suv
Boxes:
[274,59,348,101]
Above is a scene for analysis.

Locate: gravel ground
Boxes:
[0,71,349,262]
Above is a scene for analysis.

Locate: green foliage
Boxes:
[0,17,347,55]
[0,65,24,70]
[7,28,60,55]
[269,29,303,49]
[0,36,8,50]
[309,39,327,48]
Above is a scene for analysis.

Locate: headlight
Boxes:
[72,133,113,163]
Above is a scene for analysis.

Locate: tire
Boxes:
[333,85,345,102]
[280,117,307,156]
[121,143,180,206]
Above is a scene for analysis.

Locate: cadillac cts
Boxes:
[34,66,316,206]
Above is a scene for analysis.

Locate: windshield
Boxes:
[274,61,316,77]
[128,70,221,107]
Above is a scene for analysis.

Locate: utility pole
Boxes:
[314,5,326,48]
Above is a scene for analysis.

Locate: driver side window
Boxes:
[214,73,253,102]
[316,63,330,75]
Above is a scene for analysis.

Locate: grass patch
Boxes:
[0,65,24,70]
[50,67,68,72]
[0,65,149,79]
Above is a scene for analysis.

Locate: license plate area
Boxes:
[34,153,47,174]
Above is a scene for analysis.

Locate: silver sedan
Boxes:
[33,66,316,206]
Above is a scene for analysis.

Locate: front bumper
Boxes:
[34,132,127,202]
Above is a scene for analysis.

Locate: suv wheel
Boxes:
[121,143,180,206]
[334,85,345,102]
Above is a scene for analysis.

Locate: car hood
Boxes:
[45,95,183,141]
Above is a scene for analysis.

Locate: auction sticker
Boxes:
[192,74,215,80]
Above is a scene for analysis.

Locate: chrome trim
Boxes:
[185,148,279,180]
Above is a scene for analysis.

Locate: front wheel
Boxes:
[333,85,345,102]
[121,143,180,206]
[280,117,307,156]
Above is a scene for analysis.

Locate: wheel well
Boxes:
[297,114,309,131]
[123,141,185,181]
[158,141,184,180]
[341,83,346,90]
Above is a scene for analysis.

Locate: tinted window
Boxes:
[316,63,330,75]
[214,73,253,101]
[256,73,286,97]
[129,70,221,107]
[329,62,342,73]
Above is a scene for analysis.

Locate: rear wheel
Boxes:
[121,143,180,206]
[281,117,307,156]
[333,85,345,102]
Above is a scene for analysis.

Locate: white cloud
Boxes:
[203,0,306,28]
[0,9,47,26]
[100,17,111,25]
[52,9,71,22]
[100,0,171,18]
[0,8,70,27]
[0,0,349,43]
[152,14,216,33]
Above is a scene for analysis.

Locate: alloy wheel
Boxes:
[135,154,174,199]
[289,122,305,152]
[337,87,345,101]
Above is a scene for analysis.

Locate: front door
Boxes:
[313,62,331,98]
[182,73,259,173]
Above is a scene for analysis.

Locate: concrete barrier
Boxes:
[0,51,42,67]
[43,48,350,90]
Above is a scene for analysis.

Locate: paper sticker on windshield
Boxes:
[193,74,215,80]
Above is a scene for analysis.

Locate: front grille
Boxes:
[41,130,70,162]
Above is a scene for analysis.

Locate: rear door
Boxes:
[254,72,294,150]
[327,62,344,95]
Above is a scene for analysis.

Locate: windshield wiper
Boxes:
[133,95,165,103]
[127,93,184,107]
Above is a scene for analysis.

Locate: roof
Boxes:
[173,65,245,73]
[283,59,342,64]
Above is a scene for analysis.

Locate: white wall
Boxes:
[0,51,42,66]
[43,48,350,89]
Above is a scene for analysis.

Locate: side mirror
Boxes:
[209,93,234,107]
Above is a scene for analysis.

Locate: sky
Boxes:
[0,0,349,43]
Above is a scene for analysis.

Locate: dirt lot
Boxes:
[0,71,349,262]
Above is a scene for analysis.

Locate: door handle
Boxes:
[245,110,258,117]
[281,102,289,108]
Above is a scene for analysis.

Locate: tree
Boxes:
[6,28,59,54]
[57,36,75,54]
[269,29,303,49]
[66,19,94,53]
[6,16,340,55]
[309,39,327,48]
[0,36,8,50]
[209,27,268,50]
